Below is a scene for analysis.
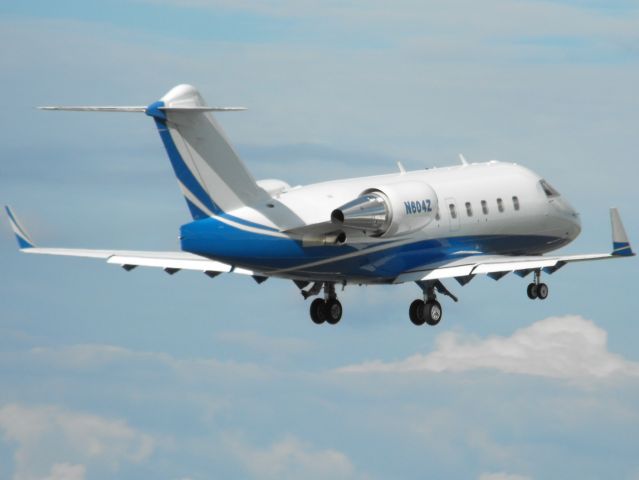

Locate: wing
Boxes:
[5,206,255,278]
[394,208,634,284]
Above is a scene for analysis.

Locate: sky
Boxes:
[1,1,638,479]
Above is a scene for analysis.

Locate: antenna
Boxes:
[397,161,406,174]
[459,154,469,166]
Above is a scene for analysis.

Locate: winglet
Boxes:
[610,208,633,256]
[4,206,35,249]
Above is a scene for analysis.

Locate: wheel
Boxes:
[527,283,538,300]
[325,298,342,325]
[310,298,327,324]
[424,300,442,326]
[537,283,549,300]
[409,299,425,326]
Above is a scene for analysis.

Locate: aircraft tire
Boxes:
[409,300,426,326]
[537,283,549,300]
[325,299,342,325]
[310,298,327,324]
[424,300,442,326]
[527,283,538,300]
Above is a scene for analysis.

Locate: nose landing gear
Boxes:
[527,270,549,300]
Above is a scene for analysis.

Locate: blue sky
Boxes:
[1,1,638,479]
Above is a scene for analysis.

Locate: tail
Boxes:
[146,85,269,219]
[40,84,269,220]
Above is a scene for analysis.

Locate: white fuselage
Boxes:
[232,161,581,254]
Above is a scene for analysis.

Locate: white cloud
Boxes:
[338,315,639,380]
[224,434,363,480]
[0,404,154,480]
[43,463,86,480]
[26,343,277,382]
[214,331,312,357]
[478,473,531,480]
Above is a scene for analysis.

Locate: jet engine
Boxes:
[331,181,439,237]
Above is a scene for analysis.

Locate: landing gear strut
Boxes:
[305,282,343,325]
[527,270,549,300]
[409,280,457,326]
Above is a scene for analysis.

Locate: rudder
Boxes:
[146,85,269,220]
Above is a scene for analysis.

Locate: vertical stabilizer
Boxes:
[146,85,269,219]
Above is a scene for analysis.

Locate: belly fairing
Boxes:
[180,217,565,280]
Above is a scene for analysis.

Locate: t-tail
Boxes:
[40,84,270,220]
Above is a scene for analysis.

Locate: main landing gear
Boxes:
[526,270,549,300]
[301,282,343,325]
[409,280,458,327]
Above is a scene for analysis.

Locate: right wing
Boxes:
[394,208,634,284]
[5,206,255,278]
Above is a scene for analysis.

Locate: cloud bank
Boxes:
[224,434,363,480]
[338,315,639,380]
[0,404,154,480]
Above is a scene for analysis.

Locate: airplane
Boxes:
[5,84,635,326]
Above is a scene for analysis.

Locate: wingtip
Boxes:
[5,205,35,249]
[610,208,633,256]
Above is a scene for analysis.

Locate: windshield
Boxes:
[540,179,560,198]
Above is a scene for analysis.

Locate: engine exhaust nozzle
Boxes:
[331,193,391,236]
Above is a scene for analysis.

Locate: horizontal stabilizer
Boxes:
[39,106,147,112]
[39,106,246,113]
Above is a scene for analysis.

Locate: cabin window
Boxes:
[449,203,457,219]
[435,210,440,221]
[540,179,560,198]
[481,200,488,215]
[497,198,504,213]
[465,202,473,217]
[512,196,520,211]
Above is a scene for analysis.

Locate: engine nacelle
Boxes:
[331,181,438,237]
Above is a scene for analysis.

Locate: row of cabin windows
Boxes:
[446,196,520,220]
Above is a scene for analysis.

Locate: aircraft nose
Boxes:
[548,197,581,242]
[558,201,581,240]
[566,208,581,240]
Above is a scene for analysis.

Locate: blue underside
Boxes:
[180,217,568,280]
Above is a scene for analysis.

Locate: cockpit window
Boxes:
[540,180,560,198]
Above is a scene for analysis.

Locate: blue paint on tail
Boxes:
[146,101,221,220]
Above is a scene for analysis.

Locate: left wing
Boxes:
[395,208,634,284]
[5,206,254,278]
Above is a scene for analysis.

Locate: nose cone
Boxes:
[566,208,581,240]
[550,197,581,242]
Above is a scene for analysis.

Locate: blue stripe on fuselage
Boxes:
[180,217,567,279]
[217,212,280,232]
